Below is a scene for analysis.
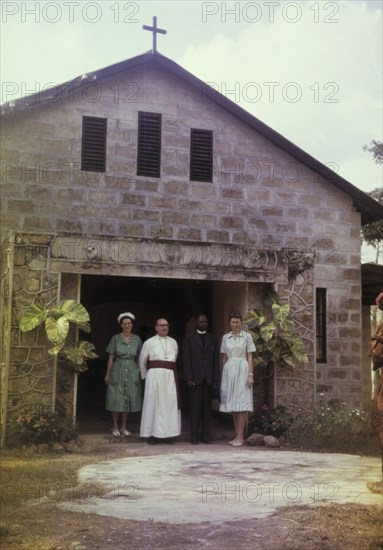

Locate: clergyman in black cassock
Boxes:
[182,314,220,444]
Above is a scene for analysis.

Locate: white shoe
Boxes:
[121,429,132,436]
[112,429,120,437]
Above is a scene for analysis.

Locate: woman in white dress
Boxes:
[220,311,255,447]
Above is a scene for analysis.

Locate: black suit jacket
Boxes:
[182,332,220,386]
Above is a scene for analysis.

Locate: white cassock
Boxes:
[139,335,181,438]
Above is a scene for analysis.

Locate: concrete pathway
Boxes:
[61,442,382,524]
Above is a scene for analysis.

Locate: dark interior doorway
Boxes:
[78,274,213,422]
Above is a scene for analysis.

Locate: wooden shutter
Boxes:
[81,116,107,172]
[137,112,161,177]
[190,129,213,182]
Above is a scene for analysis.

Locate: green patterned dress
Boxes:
[105,333,142,412]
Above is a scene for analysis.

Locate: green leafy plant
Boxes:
[255,404,293,437]
[13,406,77,444]
[244,291,309,371]
[19,299,98,372]
[287,401,376,455]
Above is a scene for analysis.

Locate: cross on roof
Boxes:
[143,16,167,53]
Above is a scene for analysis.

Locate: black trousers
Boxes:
[188,379,212,442]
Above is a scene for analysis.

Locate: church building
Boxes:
[1,21,382,445]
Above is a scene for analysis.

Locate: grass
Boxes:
[0,444,135,507]
[282,504,383,550]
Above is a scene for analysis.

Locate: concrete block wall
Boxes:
[1,65,360,248]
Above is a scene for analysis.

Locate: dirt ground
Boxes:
[1,498,383,550]
[1,440,383,550]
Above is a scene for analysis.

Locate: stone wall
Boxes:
[1,236,85,443]
[0,233,14,446]
[2,234,59,443]
[277,276,315,411]
[315,262,363,408]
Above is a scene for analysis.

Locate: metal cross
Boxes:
[143,16,167,53]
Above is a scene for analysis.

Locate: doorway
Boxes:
[78,274,214,422]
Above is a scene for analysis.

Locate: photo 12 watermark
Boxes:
[201,480,340,504]
[1,80,140,106]
[201,2,340,24]
[201,81,340,105]
[1,480,140,506]
[216,158,340,185]
[1,1,140,24]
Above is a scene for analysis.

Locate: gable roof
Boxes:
[2,51,382,225]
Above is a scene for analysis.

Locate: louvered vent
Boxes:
[190,129,213,182]
[137,112,161,177]
[81,116,107,172]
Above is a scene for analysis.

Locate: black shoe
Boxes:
[191,440,199,445]
[201,439,212,444]
[147,437,157,445]
[163,438,175,444]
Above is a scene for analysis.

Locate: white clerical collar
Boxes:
[197,330,207,334]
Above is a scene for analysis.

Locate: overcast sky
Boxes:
[1,0,382,198]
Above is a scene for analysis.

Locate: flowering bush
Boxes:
[13,406,76,444]
[287,401,376,454]
[255,404,293,437]
[250,401,377,454]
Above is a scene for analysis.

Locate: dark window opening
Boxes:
[190,129,213,182]
[81,116,107,172]
[316,288,327,363]
[137,112,161,177]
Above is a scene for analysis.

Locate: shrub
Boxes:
[254,404,293,437]
[12,406,77,445]
[287,401,377,455]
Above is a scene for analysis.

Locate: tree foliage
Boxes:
[361,141,383,247]
[363,140,383,164]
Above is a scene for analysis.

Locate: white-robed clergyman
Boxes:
[139,318,181,442]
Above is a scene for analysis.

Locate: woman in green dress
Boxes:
[105,312,142,437]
